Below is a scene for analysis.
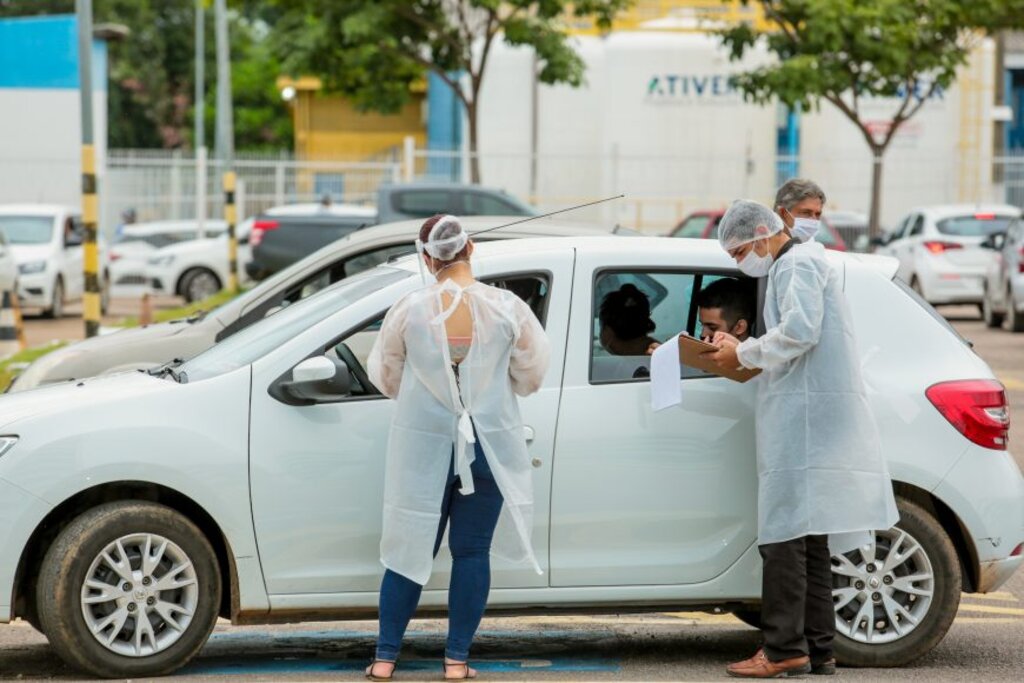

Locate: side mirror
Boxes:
[275,355,351,404]
[980,233,1005,250]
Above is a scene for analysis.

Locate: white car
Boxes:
[0,204,110,318]
[880,204,1021,306]
[0,238,1021,679]
[110,221,224,298]
[0,228,18,294]
[146,219,253,303]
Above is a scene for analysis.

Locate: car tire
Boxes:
[834,498,960,668]
[36,501,221,678]
[180,268,222,304]
[42,278,64,319]
[1007,294,1024,333]
[982,290,1004,329]
[101,272,111,316]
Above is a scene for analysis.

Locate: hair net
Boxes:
[417,215,468,262]
[717,200,784,251]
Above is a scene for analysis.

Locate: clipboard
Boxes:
[677,334,761,383]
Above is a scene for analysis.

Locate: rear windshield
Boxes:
[936,214,1016,237]
[893,277,970,347]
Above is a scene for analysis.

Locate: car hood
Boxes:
[11,244,52,265]
[9,320,220,392]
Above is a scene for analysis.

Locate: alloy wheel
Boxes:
[80,533,199,657]
[186,271,220,303]
[832,527,935,645]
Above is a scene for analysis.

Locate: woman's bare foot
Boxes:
[365,659,396,681]
[443,658,478,680]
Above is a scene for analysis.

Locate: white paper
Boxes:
[650,333,682,411]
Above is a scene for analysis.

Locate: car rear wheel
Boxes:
[982,290,1005,328]
[1006,291,1024,333]
[36,501,221,678]
[42,278,64,319]
[180,268,222,304]
[833,498,960,668]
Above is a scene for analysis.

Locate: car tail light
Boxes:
[1012,543,1023,557]
[109,251,122,262]
[923,241,963,255]
[250,219,279,247]
[974,212,996,220]
[926,380,1009,450]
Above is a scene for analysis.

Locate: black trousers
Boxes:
[759,535,835,664]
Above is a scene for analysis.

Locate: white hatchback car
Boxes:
[146,219,253,303]
[0,204,111,317]
[881,204,1021,306]
[0,238,1021,678]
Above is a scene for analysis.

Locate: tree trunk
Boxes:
[466,101,481,184]
[868,148,885,244]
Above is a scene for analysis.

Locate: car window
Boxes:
[183,267,412,382]
[672,215,709,239]
[321,273,552,399]
[462,192,523,216]
[936,214,1016,237]
[393,190,454,217]
[344,244,418,277]
[590,270,735,384]
[709,215,723,238]
[0,215,53,244]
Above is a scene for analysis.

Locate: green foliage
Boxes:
[0,0,292,151]
[0,342,67,392]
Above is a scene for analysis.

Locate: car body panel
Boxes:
[983,219,1024,316]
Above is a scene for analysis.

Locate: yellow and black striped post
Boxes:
[82,144,101,337]
[223,170,238,293]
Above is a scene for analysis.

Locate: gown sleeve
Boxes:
[509,297,550,397]
[736,256,826,371]
[367,296,409,399]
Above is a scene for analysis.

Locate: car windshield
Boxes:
[0,216,53,244]
[180,266,411,382]
[936,214,1016,237]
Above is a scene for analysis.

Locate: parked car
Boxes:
[981,218,1024,331]
[669,208,847,251]
[823,210,869,252]
[247,203,377,280]
[878,204,1021,306]
[111,220,226,298]
[248,186,536,280]
[0,227,19,294]
[0,237,1020,678]
[0,204,110,317]
[147,219,254,303]
[9,217,623,392]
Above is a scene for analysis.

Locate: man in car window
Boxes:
[775,178,826,244]
[598,284,660,356]
[696,277,757,343]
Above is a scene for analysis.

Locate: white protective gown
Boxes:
[736,242,900,553]
[367,279,550,585]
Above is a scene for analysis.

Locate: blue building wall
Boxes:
[426,71,463,180]
[0,14,107,90]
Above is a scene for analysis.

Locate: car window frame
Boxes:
[587,265,752,386]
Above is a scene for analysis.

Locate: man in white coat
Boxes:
[706,200,899,678]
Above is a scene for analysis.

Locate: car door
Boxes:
[248,251,574,596]
[549,250,759,586]
[892,214,921,283]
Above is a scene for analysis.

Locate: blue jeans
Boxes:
[375,440,504,662]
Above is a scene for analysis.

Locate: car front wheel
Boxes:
[982,288,1005,328]
[833,498,960,667]
[36,501,221,678]
[1007,291,1024,333]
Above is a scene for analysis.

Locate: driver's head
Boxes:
[696,277,757,342]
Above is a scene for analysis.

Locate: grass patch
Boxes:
[119,289,242,328]
[0,342,68,392]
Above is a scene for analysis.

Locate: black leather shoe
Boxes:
[811,658,836,675]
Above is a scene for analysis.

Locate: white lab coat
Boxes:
[367,279,550,585]
[737,242,899,552]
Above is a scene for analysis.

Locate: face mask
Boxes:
[737,242,773,277]
[792,217,821,243]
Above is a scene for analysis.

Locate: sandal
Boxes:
[443,660,478,680]
[366,658,397,682]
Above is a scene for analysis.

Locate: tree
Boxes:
[271,0,632,183]
[719,0,1024,238]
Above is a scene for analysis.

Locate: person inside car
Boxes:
[696,277,757,343]
[598,283,660,356]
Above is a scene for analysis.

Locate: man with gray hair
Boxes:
[774,178,826,244]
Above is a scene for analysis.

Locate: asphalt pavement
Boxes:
[1,303,1022,682]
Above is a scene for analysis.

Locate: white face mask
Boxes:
[792,217,821,243]
[737,242,774,277]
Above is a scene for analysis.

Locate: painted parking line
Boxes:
[957,603,1024,617]
[186,657,620,677]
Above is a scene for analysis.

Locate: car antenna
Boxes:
[466,194,626,237]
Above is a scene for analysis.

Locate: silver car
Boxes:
[9,217,626,391]
[982,218,1024,332]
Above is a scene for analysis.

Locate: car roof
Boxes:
[913,204,1022,220]
[0,204,77,216]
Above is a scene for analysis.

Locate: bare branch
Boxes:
[393,3,467,65]
[379,42,470,108]
[469,9,499,103]
[824,91,881,153]
[881,78,941,149]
